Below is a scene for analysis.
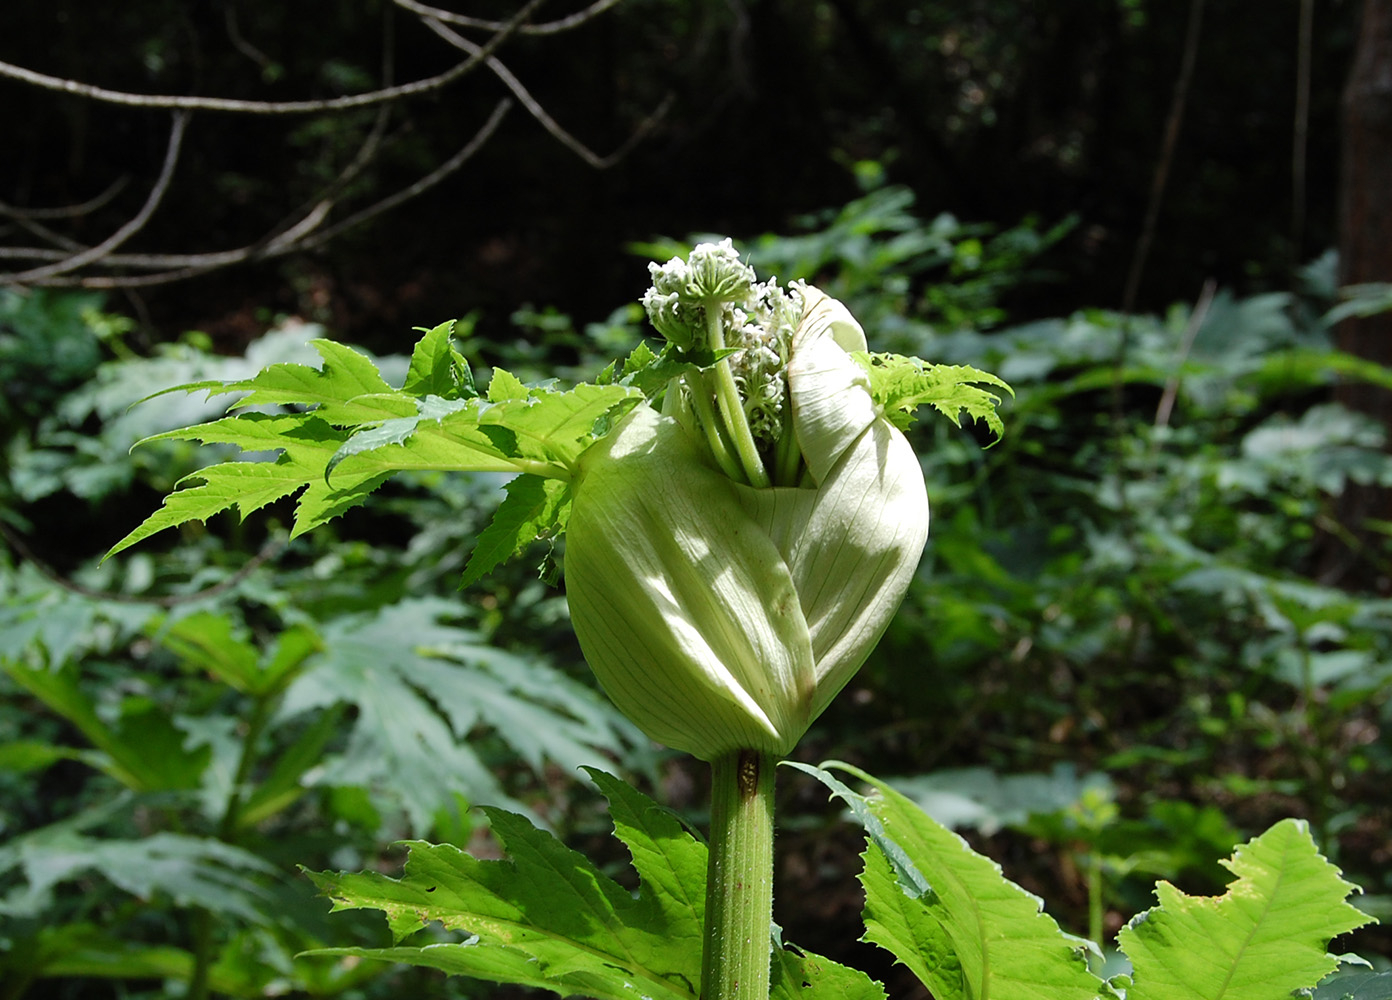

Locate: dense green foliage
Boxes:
[2,187,1389,998]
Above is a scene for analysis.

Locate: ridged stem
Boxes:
[701,749,776,1000]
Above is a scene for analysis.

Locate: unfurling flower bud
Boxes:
[564,278,929,760]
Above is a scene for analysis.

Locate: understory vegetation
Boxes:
[2,185,1389,998]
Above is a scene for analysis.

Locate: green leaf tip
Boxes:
[1120,817,1375,1000]
[460,475,572,588]
[302,768,881,1000]
[852,351,1013,442]
[796,760,1100,1000]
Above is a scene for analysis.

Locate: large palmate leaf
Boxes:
[1119,818,1373,1000]
[792,762,1101,1000]
[307,769,878,1000]
[306,768,703,1000]
[0,822,275,922]
[274,598,641,831]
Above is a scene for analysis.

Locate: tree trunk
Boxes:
[1326,0,1392,587]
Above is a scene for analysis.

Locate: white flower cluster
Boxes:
[641,238,754,348]
[728,280,803,446]
[641,239,804,448]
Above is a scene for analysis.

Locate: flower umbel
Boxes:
[567,244,930,760]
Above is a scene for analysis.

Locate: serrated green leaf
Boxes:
[155,612,320,698]
[460,476,572,587]
[2,661,208,792]
[327,382,642,483]
[1119,818,1375,1000]
[276,599,638,831]
[771,944,887,1000]
[487,367,531,402]
[224,340,394,419]
[797,761,1102,1000]
[4,830,275,922]
[305,780,704,1000]
[105,413,388,557]
[852,352,1012,441]
[306,769,858,1000]
[155,611,260,691]
[106,327,642,565]
[403,320,478,399]
[582,768,706,952]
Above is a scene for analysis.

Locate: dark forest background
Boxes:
[0,1,1358,346]
[3,3,1391,999]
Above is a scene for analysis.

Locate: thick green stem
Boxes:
[702,749,776,1000]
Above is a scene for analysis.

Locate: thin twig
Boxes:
[422,15,671,169]
[289,99,513,251]
[0,108,396,274]
[45,100,513,288]
[1,213,89,254]
[0,0,543,115]
[1154,277,1217,429]
[3,111,190,283]
[223,3,276,76]
[393,0,624,36]
[1120,0,1206,314]
[1292,0,1314,266]
[0,177,130,220]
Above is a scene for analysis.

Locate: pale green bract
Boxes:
[105,244,1009,761]
[566,286,930,758]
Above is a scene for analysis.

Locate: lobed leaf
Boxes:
[305,777,704,1000]
[276,598,638,832]
[460,475,572,587]
[852,351,1012,441]
[306,768,877,1000]
[795,761,1102,1000]
[1119,818,1374,1000]
[105,325,641,565]
[402,320,478,399]
[771,944,887,1000]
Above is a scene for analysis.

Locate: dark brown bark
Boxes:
[1328,0,1392,585]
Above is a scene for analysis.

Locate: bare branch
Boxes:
[3,111,190,283]
[19,100,512,288]
[0,103,396,275]
[421,15,670,169]
[293,99,513,252]
[1,214,89,255]
[0,0,544,115]
[223,3,277,77]
[394,0,625,36]
[0,177,130,221]
[0,0,653,289]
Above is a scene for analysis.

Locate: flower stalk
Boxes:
[701,748,776,1000]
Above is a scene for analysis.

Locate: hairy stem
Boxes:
[702,749,776,1000]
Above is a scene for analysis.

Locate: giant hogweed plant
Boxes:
[109,243,1378,1000]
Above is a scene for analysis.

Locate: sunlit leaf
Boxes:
[1120,818,1373,1000]
[794,761,1101,1000]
